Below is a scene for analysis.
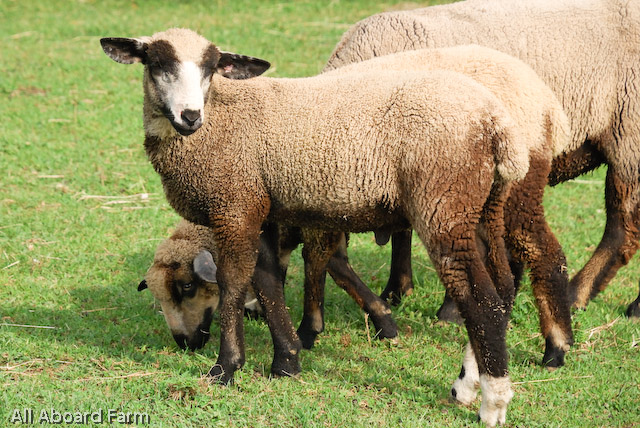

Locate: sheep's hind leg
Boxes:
[459,255,513,427]
[380,230,415,305]
[450,343,480,405]
[433,187,513,426]
[418,222,512,426]
[326,233,398,341]
[569,167,640,309]
[505,160,573,368]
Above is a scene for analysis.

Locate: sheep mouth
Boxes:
[159,107,202,136]
[173,307,214,351]
[170,120,201,136]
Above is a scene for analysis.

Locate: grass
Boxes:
[1,0,639,426]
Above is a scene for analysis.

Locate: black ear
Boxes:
[217,52,270,80]
[193,250,218,283]
[100,37,147,64]
[138,279,148,292]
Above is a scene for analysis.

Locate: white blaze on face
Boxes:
[156,61,210,135]
[159,301,189,336]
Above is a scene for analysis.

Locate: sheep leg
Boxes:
[461,255,513,427]
[569,167,640,309]
[380,230,415,305]
[326,233,398,341]
[438,185,513,426]
[207,243,257,384]
[297,230,336,349]
[252,223,303,376]
[277,226,303,283]
[436,291,464,325]
[441,241,513,427]
[627,284,640,317]
[504,159,573,368]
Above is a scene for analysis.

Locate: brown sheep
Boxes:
[101,28,535,425]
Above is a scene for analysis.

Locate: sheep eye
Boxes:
[183,283,193,290]
[150,66,172,83]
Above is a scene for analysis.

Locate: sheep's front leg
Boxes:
[380,230,415,305]
[208,243,256,384]
[252,223,302,376]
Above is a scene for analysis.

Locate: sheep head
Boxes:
[140,248,219,351]
[100,28,270,138]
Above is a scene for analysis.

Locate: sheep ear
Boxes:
[138,279,148,292]
[100,37,148,64]
[193,250,218,283]
[217,52,270,80]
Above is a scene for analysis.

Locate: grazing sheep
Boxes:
[140,219,398,351]
[325,0,640,318]
[321,45,574,368]
[101,27,533,425]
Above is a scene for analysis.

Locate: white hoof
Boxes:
[478,375,513,427]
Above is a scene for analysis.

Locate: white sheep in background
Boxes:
[325,0,640,319]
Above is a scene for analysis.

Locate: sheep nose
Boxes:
[181,109,201,127]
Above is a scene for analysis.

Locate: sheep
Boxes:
[138,219,257,351]
[324,0,640,319]
[101,27,534,425]
[139,219,398,351]
[319,45,575,369]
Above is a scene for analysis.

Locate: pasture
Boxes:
[1,0,639,426]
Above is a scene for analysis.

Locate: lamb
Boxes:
[139,219,398,351]
[138,219,257,351]
[101,27,533,425]
[324,0,640,319]
[319,45,575,369]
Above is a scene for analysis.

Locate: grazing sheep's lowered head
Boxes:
[100,28,270,138]
[139,221,220,351]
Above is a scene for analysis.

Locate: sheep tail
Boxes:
[546,104,572,158]
[488,113,530,183]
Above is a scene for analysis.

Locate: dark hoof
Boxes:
[626,298,640,318]
[542,337,565,369]
[297,326,319,350]
[207,364,234,384]
[436,300,464,325]
[380,282,414,306]
[271,351,301,378]
[371,315,398,340]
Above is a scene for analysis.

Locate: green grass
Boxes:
[1,0,639,426]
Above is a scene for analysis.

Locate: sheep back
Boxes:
[325,45,570,162]
[325,0,640,165]
[198,70,529,232]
